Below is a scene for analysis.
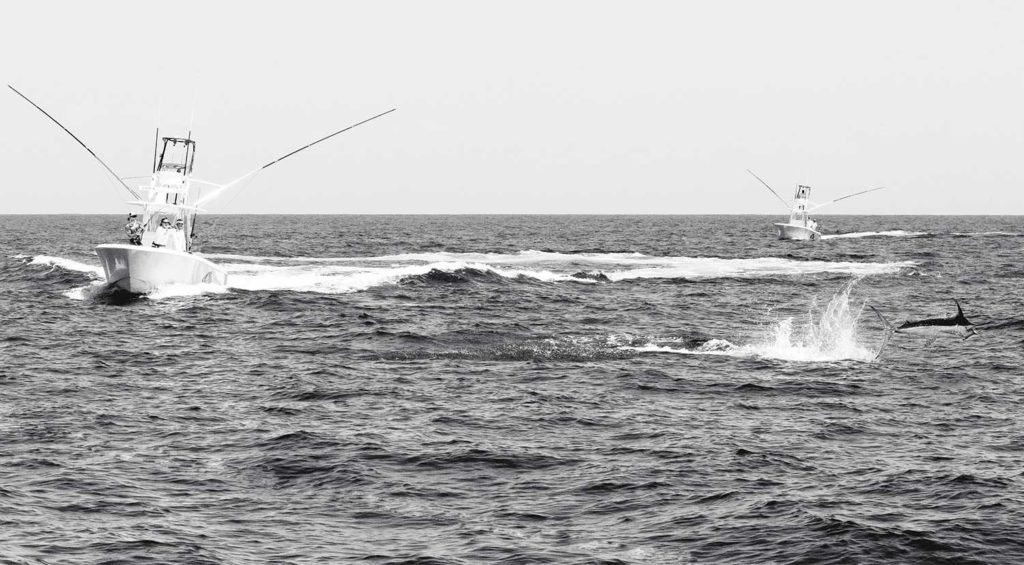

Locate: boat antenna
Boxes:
[196,107,396,207]
[152,128,160,173]
[188,90,197,140]
[747,169,790,210]
[808,186,885,212]
[9,85,141,200]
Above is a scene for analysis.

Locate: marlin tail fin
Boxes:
[869,305,896,332]
[869,305,896,361]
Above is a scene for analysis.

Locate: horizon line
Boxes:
[3,212,1023,217]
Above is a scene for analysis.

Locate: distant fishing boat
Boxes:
[747,170,884,241]
[10,85,394,293]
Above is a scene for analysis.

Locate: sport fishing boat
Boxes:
[10,84,394,293]
[747,170,884,241]
[774,184,820,240]
[95,136,227,293]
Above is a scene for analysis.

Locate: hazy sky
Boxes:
[3,1,1022,214]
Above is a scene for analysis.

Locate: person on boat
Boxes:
[169,218,187,252]
[124,213,143,246]
[152,218,173,248]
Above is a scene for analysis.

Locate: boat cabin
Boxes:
[135,136,196,250]
[789,184,814,228]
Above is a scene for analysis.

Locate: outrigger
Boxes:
[10,85,394,293]
[747,170,884,240]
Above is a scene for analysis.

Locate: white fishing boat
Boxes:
[11,84,394,294]
[774,184,821,240]
[95,136,227,293]
[747,170,884,241]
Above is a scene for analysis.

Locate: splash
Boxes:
[63,282,108,301]
[629,280,877,362]
[744,280,874,361]
[147,283,230,300]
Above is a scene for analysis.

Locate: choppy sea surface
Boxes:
[1,214,1022,564]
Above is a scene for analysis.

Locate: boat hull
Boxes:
[95,244,227,293]
[774,223,821,240]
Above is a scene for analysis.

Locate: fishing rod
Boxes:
[8,85,141,200]
[746,169,790,210]
[808,186,885,212]
[195,107,397,207]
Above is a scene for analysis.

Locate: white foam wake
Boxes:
[601,257,909,281]
[950,231,1022,237]
[822,230,928,240]
[206,250,656,265]
[222,260,574,294]
[29,255,105,278]
[28,250,912,298]
[214,252,911,292]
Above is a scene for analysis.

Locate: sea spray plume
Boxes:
[749,279,875,362]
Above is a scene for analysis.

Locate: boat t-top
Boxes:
[747,170,884,241]
[10,84,394,293]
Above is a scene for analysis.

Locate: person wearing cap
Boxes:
[152,217,173,248]
[124,213,143,246]
[169,218,187,252]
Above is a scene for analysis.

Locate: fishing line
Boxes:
[193,173,261,250]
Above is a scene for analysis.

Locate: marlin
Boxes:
[870,299,979,341]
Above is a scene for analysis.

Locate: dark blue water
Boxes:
[1,215,1022,564]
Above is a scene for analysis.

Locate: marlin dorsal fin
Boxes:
[953,299,970,325]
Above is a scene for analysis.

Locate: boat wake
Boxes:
[25,255,105,278]
[214,251,911,294]
[26,251,911,298]
[951,231,1024,237]
[823,230,1022,240]
[822,230,928,240]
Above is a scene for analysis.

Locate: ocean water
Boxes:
[1,214,1022,564]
